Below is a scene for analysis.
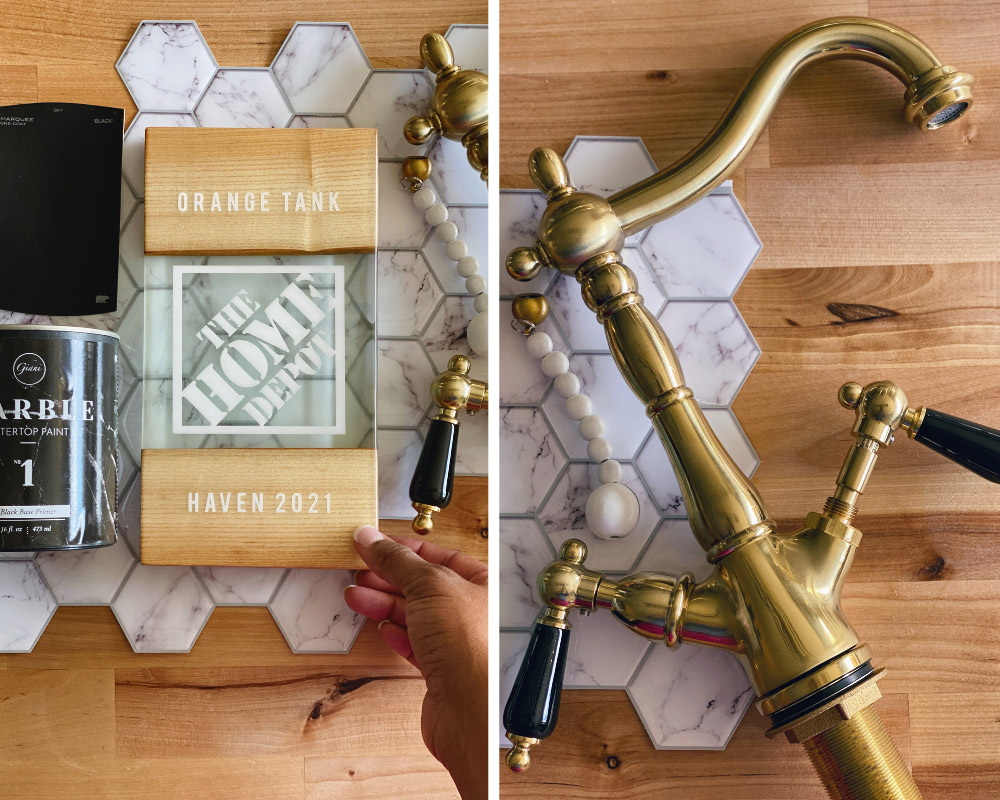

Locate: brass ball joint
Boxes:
[404,33,488,183]
[501,16,988,800]
[409,355,488,534]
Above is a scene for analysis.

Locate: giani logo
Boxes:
[12,353,46,386]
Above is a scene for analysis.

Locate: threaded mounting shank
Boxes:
[802,706,921,800]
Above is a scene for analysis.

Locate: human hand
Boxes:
[345,525,488,800]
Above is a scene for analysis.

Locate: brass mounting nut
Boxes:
[769,669,887,743]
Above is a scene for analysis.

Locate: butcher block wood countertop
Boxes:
[0,3,486,798]
[500,0,1000,797]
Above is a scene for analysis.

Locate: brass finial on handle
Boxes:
[404,32,488,182]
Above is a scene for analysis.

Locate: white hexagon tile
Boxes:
[0,20,487,655]
[499,136,760,751]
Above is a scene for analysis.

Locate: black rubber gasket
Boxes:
[768,662,875,729]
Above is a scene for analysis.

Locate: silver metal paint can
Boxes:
[0,326,118,550]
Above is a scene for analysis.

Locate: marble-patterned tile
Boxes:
[429,137,487,206]
[121,177,137,229]
[348,71,434,158]
[377,250,442,337]
[120,384,143,464]
[422,295,476,373]
[634,518,714,583]
[0,562,56,652]
[194,69,292,128]
[500,305,569,406]
[271,23,371,114]
[115,294,145,377]
[499,630,530,747]
[268,569,364,653]
[378,162,428,248]
[110,564,214,652]
[422,206,488,295]
[627,645,754,749]
[539,463,659,572]
[0,550,35,561]
[641,191,761,300]
[377,339,435,428]
[542,352,648,461]
[635,409,759,516]
[444,24,488,73]
[36,540,136,605]
[546,247,663,352]
[287,114,351,129]
[565,611,651,688]
[119,351,139,405]
[452,402,488,476]
[499,518,553,629]
[117,21,217,112]
[195,566,286,605]
[122,112,198,198]
[657,301,760,406]
[499,408,566,515]
[119,475,142,556]
[562,136,657,196]
[498,190,552,297]
[377,428,423,519]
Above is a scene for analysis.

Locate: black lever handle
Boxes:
[503,620,571,771]
[409,418,459,509]
[913,408,1000,483]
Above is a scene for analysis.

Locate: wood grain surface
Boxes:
[500,0,1000,796]
[0,3,486,798]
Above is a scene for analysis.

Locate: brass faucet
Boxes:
[502,17,990,800]
[409,355,488,533]
[404,32,488,182]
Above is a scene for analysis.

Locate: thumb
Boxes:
[353,525,443,596]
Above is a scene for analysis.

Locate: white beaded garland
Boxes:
[585,481,640,540]
[526,332,553,359]
[465,274,486,296]
[540,351,569,377]
[553,372,580,398]
[457,257,479,278]
[565,393,593,421]
[435,220,459,242]
[445,238,468,261]
[587,437,613,463]
[425,203,449,226]
[578,414,606,440]
[597,458,623,484]
[467,310,489,357]
[474,294,488,313]
[413,186,437,210]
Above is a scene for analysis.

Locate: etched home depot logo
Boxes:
[172,266,346,435]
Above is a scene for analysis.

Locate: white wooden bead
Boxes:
[587,437,613,463]
[525,332,552,358]
[578,414,606,440]
[585,481,639,539]
[467,310,489,357]
[597,458,622,484]
[565,393,593,420]
[445,238,468,261]
[553,372,580,398]
[413,187,437,210]
[474,293,488,313]
[457,256,479,278]
[435,220,459,242]
[540,350,569,377]
[425,203,449,226]
[465,274,486,295]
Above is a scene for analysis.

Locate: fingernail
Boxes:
[343,583,357,598]
[353,525,384,547]
[377,619,389,631]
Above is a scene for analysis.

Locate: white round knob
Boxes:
[585,481,640,539]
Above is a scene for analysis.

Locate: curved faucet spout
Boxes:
[610,17,973,235]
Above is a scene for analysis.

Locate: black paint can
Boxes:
[0,326,118,550]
